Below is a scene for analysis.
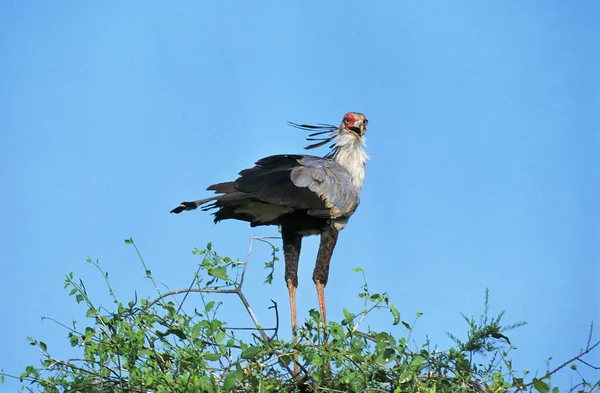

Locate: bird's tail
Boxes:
[170,196,219,214]
[170,182,238,214]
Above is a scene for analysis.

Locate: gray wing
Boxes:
[237,155,360,219]
[171,154,360,221]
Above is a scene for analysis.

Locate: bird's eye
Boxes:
[343,117,351,124]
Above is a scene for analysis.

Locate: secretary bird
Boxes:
[171,112,368,374]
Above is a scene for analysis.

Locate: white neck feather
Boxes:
[331,131,369,189]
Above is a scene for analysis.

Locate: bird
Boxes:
[171,112,368,374]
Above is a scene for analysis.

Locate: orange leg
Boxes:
[315,281,332,373]
[313,226,339,329]
[313,226,339,373]
[316,282,327,326]
[282,226,302,378]
[287,279,299,376]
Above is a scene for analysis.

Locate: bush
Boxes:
[2,238,598,392]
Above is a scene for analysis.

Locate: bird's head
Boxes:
[288,112,368,150]
[340,112,368,137]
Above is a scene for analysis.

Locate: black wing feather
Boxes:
[234,155,327,211]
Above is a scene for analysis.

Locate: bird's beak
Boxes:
[347,121,366,137]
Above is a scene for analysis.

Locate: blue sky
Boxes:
[1,1,598,390]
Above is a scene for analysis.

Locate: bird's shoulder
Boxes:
[252,154,325,169]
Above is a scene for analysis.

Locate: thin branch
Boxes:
[127,238,162,297]
[269,299,280,340]
[227,326,277,331]
[577,358,600,370]
[176,262,203,314]
[238,235,257,288]
[147,287,237,308]
[587,322,595,350]
[234,287,271,342]
[524,340,600,388]
[41,317,82,335]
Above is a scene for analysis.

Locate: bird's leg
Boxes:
[313,226,340,330]
[282,226,302,377]
[313,226,339,375]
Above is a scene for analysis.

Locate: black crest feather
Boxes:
[288,122,337,151]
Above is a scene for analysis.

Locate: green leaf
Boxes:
[399,370,412,383]
[124,238,133,244]
[208,266,230,281]
[342,308,355,324]
[402,321,411,330]
[205,301,216,313]
[165,328,187,340]
[390,304,401,325]
[86,307,97,318]
[309,309,321,321]
[191,323,202,339]
[533,379,550,393]
[223,369,242,391]
[411,354,426,369]
[382,348,396,362]
[241,345,262,360]
[215,330,226,343]
[352,267,363,273]
[310,354,324,366]
[204,352,221,361]
[39,341,47,352]
[374,347,396,365]
[374,332,393,344]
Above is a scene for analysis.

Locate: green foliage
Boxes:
[2,239,598,393]
[447,289,526,357]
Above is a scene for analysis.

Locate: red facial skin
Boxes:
[342,112,368,133]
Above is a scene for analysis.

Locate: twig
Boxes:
[524,332,600,388]
[127,239,162,297]
[227,326,276,331]
[587,322,595,350]
[269,299,279,340]
[238,235,257,288]
[235,286,268,341]
[577,358,600,370]
[176,263,203,314]
[147,287,237,308]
